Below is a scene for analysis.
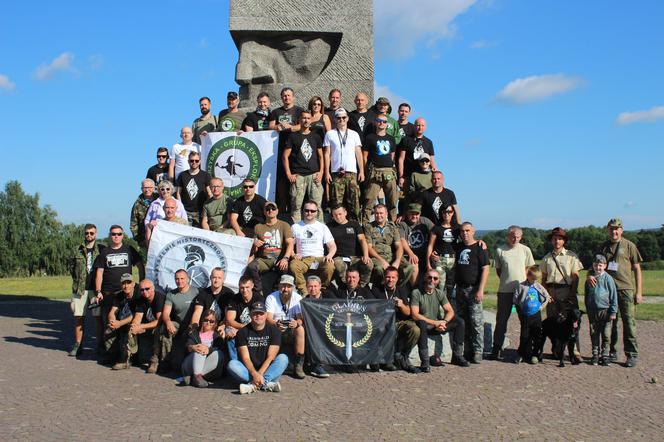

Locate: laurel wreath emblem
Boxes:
[325,313,373,348]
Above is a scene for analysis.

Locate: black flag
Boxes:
[301,299,395,365]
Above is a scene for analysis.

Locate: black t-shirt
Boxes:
[370,284,411,321]
[363,133,396,168]
[401,136,435,177]
[348,110,376,143]
[454,242,489,287]
[327,220,363,257]
[135,291,166,323]
[112,286,141,320]
[227,293,264,326]
[329,284,373,300]
[176,170,211,212]
[310,117,327,140]
[146,164,170,185]
[420,188,457,224]
[236,323,282,369]
[269,106,304,147]
[242,112,270,131]
[398,122,416,140]
[85,244,105,290]
[194,286,235,320]
[230,195,267,228]
[431,225,460,256]
[285,132,323,175]
[93,244,142,293]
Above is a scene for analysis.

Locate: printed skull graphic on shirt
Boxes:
[458,248,471,265]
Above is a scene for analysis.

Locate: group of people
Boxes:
[68,87,644,394]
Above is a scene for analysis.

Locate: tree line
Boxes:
[1,180,662,276]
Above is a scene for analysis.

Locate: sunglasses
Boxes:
[265,206,277,212]
[189,159,200,163]
[84,231,95,235]
[444,210,454,214]
[110,232,123,237]
[159,188,170,192]
[243,185,255,189]
[139,287,151,292]
[375,119,387,124]
[210,185,222,189]
[303,209,317,213]
[157,155,168,159]
[426,276,439,281]
[419,159,430,163]
[203,319,216,324]
[337,116,348,120]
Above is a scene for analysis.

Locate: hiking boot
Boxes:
[309,364,330,378]
[68,342,81,357]
[599,357,610,367]
[112,361,129,370]
[429,355,444,367]
[146,358,159,374]
[625,356,637,368]
[381,363,397,372]
[608,352,618,363]
[191,374,208,388]
[369,364,380,372]
[451,355,470,367]
[264,381,281,392]
[239,383,257,394]
[419,365,431,373]
[294,361,306,379]
[591,355,599,366]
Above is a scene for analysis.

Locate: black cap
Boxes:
[227,91,239,99]
[250,301,266,313]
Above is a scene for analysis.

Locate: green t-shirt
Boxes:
[600,238,643,291]
[217,110,246,132]
[410,287,449,321]
[165,286,199,324]
[203,196,229,231]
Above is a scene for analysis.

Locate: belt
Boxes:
[548,283,571,289]
[333,171,356,176]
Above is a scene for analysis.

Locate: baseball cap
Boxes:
[227,91,239,99]
[264,201,278,210]
[279,274,295,286]
[417,153,431,162]
[120,273,133,283]
[250,301,266,313]
[607,218,623,228]
[593,254,607,264]
[407,203,422,214]
[334,107,348,117]
[376,96,390,105]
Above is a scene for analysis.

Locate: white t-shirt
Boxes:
[291,221,334,257]
[171,143,201,180]
[265,291,302,321]
[323,128,362,173]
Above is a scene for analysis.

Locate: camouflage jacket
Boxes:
[365,221,401,262]
[70,241,105,295]
[130,193,157,243]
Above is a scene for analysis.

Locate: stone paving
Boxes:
[1,300,663,441]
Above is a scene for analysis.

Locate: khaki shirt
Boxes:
[495,243,535,293]
[365,221,400,262]
[541,248,583,285]
[203,196,229,231]
[600,238,642,291]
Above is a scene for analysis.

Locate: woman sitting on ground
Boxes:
[182,309,226,388]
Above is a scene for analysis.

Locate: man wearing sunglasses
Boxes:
[146,147,171,185]
[69,224,106,358]
[229,178,267,237]
[103,274,141,369]
[175,151,211,227]
[130,279,165,374]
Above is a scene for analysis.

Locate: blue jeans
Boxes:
[226,353,289,384]
[227,339,238,360]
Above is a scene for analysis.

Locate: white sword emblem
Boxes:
[345,312,353,361]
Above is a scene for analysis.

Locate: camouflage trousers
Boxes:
[186,210,201,228]
[371,256,414,287]
[333,256,373,287]
[104,325,138,361]
[158,321,186,369]
[289,256,335,295]
[290,173,323,222]
[455,285,484,357]
[363,167,398,224]
[329,172,360,220]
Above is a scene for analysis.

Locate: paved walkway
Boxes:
[1,300,663,441]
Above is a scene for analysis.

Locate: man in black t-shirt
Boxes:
[398,118,439,188]
[362,113,399,223]
[176,151,211,227]
[190,267,235,326]
[420,171,460,225]
[130,279,165,373]
[348,92,375,144]
[146,147,171,185]
[225,276,264,360]
[283,111,324,222]
[227,301,288,393]
[454,222,490,364]
[242,92,271,132]
[102,274,141,369]
[228,178,267,237]
[326,204,372,287]
[269,87,304,213]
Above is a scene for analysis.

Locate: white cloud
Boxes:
[0,74,16,91]
[374,82,415,116]
[494,74,584,105]
[469,39,496,49]
[375,0,477,60]
[616,106,664,125]
[33,52,76,80]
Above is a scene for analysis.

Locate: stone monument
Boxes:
[230,0,374,107]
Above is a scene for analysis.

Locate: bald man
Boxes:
[169,126,201,182]
[398,118,439,188]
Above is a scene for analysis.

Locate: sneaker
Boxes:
[625,356,637,368]
[191,374,209,388]
[264,381,281,392]
[600,357,610,366]
[146,358,159,374]
[239,383,257,394]
[429,355,444,367]
[529,356,539,365]
[451,355,470,367]
[111,361,129,370]
[294,362,306,379]
[609,352,618,363]
[381,363,397,372]
[309,364,330,378]
[68,343,81,357]
[591,355,599,366]
[514,356,522,364]
[419,365,431,373]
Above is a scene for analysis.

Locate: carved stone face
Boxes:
[232,31,341,103]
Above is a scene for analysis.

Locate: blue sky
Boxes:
[1,0,662,234]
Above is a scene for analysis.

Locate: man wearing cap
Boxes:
[366,97,401,146]
[217,91,246,133]
[420,171,460,225]
[242,92,272,132]
[201,178,232,233]
[192,96,217,144]
[130,179,157,250]
[326,204,372,287]
[366,204,414,286]
[397,203,433,285]
[169,126,200,182]
[405,153,433,202]
[398,118,438,189]
[290,200,337,294]
[265,275,309,378]
[102,274,140,369]
[269,87,304,213]
[228,178,267,237]
[323,107,364,221]
[227,301,289,394]
[362,113,399,224]
[490,226,536,360]
[592,218,643,367]
[176,151,211,227]
[283,111,324,222]
[541,227,584,361]
[245,201,294,294]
